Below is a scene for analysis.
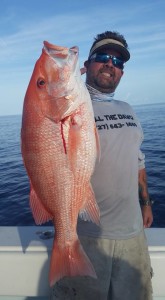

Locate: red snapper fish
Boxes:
[21,41,100,286]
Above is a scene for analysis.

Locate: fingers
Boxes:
[143,216,153,228]
[142,207,153,228]
[80,67,87,75]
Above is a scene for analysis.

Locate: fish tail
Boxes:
[49,238,97,287]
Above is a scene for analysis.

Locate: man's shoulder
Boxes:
[92,99,136,115]
[113,99,132,108]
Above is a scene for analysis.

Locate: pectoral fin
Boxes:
[30,183,53,225]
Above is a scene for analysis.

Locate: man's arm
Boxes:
[139,168,153,228]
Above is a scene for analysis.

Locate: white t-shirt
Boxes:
[78,99,144,239]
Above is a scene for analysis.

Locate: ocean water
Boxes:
[134,102,165,227]
[0,102,164,227]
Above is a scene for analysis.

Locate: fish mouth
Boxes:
[43,41,79,75]
[43,41,78,60]
[43,41,68,57]
[40,42,81,121]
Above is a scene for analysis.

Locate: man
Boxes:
[51,31,153,300]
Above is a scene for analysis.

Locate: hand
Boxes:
[80,67,87,75]
[141,205,153,228]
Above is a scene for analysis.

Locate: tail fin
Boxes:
[49,238,96,287]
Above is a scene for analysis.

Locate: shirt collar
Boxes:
[86,84,114,102]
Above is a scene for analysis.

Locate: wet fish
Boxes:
[21,41,100,286]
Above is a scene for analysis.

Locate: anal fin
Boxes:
[79,184,100,226]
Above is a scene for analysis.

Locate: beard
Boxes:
[93,73,120,93]
[86,66,122,93]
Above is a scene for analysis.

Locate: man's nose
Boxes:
[104,58,114,68]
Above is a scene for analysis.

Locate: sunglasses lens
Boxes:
[92,53,124,69]
[95,54,109,63]
[112,57,124,69]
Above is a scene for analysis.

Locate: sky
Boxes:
[0,0,165,116]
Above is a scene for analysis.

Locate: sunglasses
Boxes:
[89,53,125,70]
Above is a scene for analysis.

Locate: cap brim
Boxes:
[93,44,130,62]
[89,39,130,62]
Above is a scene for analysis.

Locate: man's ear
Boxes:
[84,60,89,68]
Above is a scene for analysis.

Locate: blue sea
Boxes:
[0,102,165,227]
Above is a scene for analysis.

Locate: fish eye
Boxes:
[37,78,46,88]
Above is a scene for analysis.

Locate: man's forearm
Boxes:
[138,168,151,205]
[139,168,153,227]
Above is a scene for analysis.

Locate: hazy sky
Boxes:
[0,0,165,116]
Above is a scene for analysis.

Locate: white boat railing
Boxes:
[0,226,165,299]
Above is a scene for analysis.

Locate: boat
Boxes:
[0,226,165,300]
